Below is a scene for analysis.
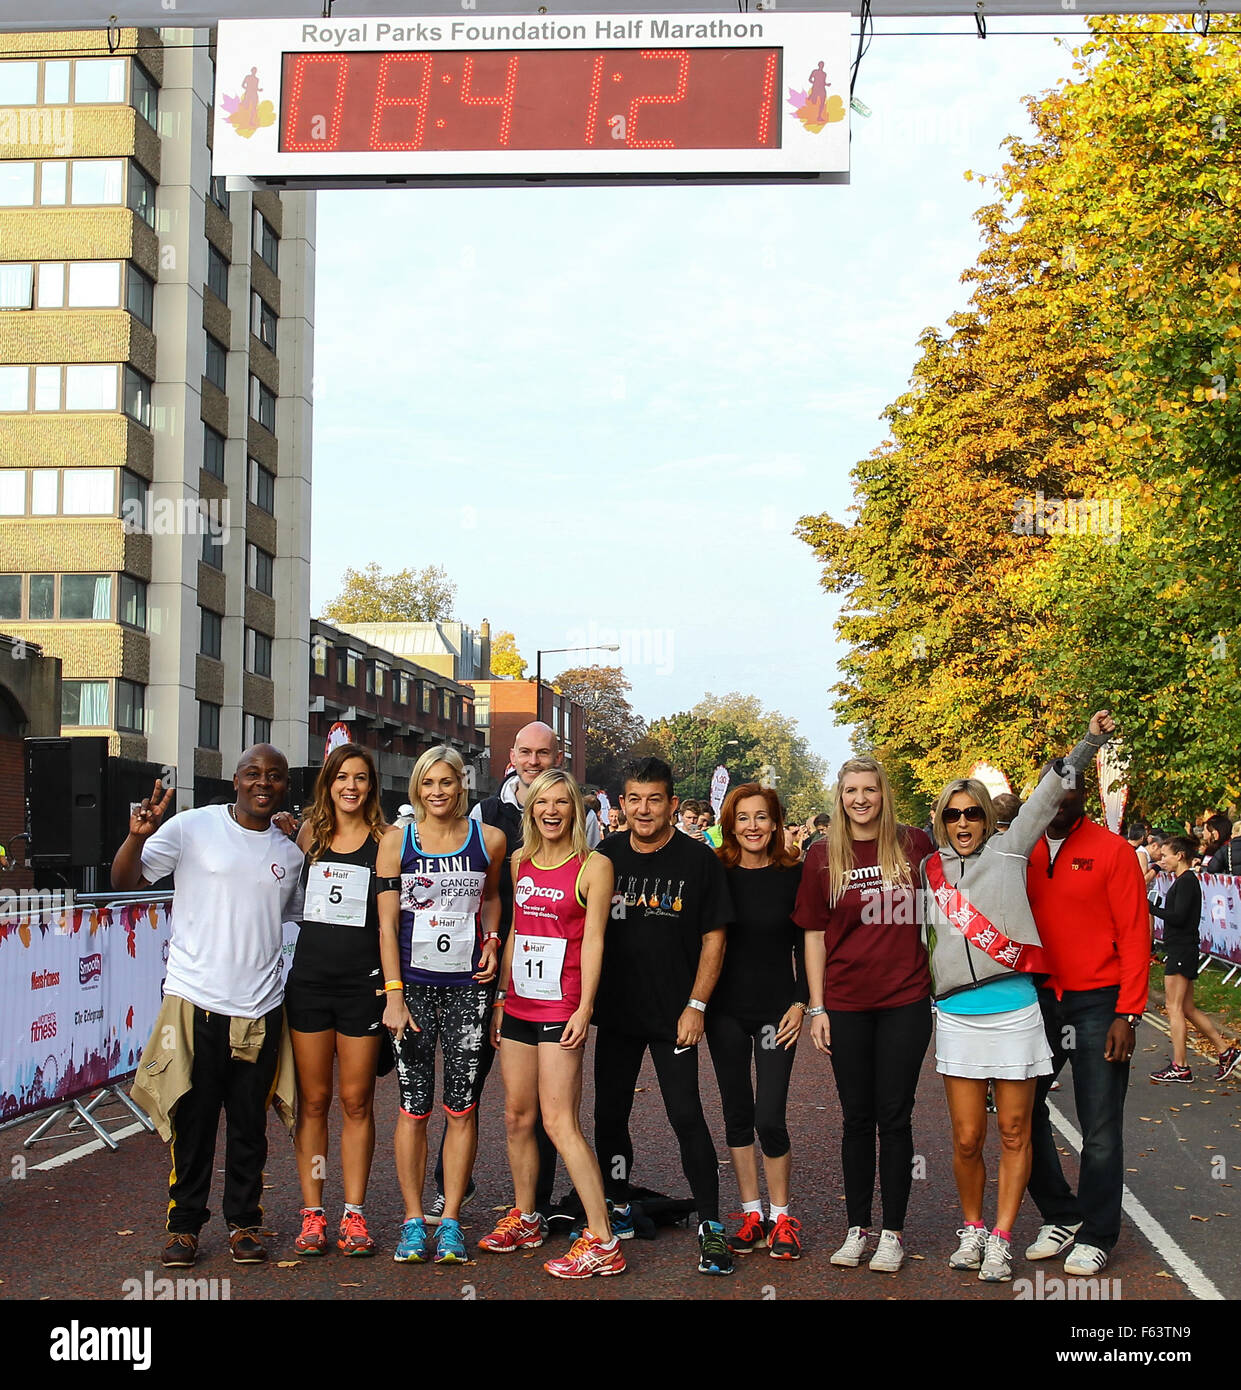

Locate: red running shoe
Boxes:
[294,1208,327,1255]
[544,1233,626,1280]
[337,1210,376,1256]
[727,1210,769,1254]
[768,1214,802,1260]
[478,1207,545,1252]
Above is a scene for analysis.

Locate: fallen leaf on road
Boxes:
[339,1282,362,1287]
[1190,1214,1208,1222]
[1140,1116,1152,1121]
[1174,1186,1186,1190]
[276,1260,300,1268]
[1127,1168,1137,1173]
[1155,1271,1172,1278]
[1215,1213,1229,1218]
[116,1229,134,1236]
[910,1254,925,1260]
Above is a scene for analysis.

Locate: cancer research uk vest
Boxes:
[398,819,490,987]
[505,853,589,1024]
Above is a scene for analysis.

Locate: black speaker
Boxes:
[107,758,177,863]
[287,765,319,816]
[25,737,107,868]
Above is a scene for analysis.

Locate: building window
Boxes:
[0,574,20,620]
[254,211,278,271]
[35,262,64,308]
[126,264,154,327]
[200,607,222,659]
[460,697,473,728]
[251,292,277,351]
[442,691,455,721]
[61,573,112,620]
[201,529,223,569]
[473,693,489,729]
[123,366,152,427]
[249,375,276,432]
[121,470,146,530]
[0,366,26,409]
[374,663,387,698]
[71,159,124,205]
[203,424,226,480]
[419,681,433,715]
[128,161,156,228]
[247,543,273,596]
[205,332,228,391]
[131,61,158,128]
[312,639,327,677]
[0,473,23,515]
[0,263,33,309]
[0,162,35,206]
[119,574,146,630]
[116,679,145,733]
[247,457,275,513]
[63,680,110,728]
[365,661,375,696]
[28,574,53,620]
[207,245,229,303]
[43,62,69,104]
[248,628,272,678]
[245,713,272,745]
[208,176,230,214]
[343,651,359,686]
[73,58,126,103]
[61,468,113,515]
[0,61,38,105]
[67,261,121,307]
[198,700,221,750]
[67,364,118,411]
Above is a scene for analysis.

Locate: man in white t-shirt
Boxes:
[113,745,304,1269]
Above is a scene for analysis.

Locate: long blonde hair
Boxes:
[824,755,915,905]
[515,769,591,869]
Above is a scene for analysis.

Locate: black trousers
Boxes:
[166,1005,282,1235]
[705,1011,797,1158]
[433,1006,557,1210]
[593,1027,720,1223]
[827,996,931,1231]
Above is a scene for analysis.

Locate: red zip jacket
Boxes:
[1026,817,1150,1016]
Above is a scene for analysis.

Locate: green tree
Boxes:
[553,665,646,791]
[489,630,527,678]
[643,712,760,802]
[321,562,456,624]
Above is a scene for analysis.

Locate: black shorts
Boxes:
[1163,937,1200,981]
[285,972,385,1038]
[500,1012,571,1046]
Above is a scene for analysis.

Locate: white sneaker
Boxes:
[948,1226,988,1270]
[868,1228,905,1272]
[829,1226,870,1267]
[1064,1243,1108,1276]
[978,1232,1012,1283]
[1024,1221,1081,1260]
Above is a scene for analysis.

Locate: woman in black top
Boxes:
[1150,836,1240,1084]
[707,784,807,1259]
[284,743,403,1256]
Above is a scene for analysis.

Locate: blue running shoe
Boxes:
[697,1220,735,1276]
[570,1200,635,1243]
[393,1217,430,1263]
[435,1217,468,1264]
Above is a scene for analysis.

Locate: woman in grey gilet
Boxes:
[922,709,1116,1284]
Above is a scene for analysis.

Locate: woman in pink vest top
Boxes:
[481,769,624,1280]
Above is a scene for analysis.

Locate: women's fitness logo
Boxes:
[221,66,276,139]
[788,61,845,133]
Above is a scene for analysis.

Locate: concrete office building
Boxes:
[0,26,313,806]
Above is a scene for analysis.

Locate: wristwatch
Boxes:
[1115,1014,1141,1027]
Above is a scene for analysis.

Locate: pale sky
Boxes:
[309,16,1091,777]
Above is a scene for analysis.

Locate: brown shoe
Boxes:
[162,1232,198,1268]
[228,1226,272,1263]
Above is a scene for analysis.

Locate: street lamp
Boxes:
[534,643,621,718]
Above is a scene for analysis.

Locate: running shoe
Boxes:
[1024,1222,1081,1260]
[868,1229,905,1273]
[228,1226,271,1264]
[293,1208,328,1256]
[1215,1045,1241,1082]
[477,1207,545,1253]
[948,1226,988,1271]
[1150,1060,1193,1084]
[978,1232,1012,1283]
[426,1183,475,1227]
[767,1214,802,1261]
[544,1232,627,1280]
[985,1083,997,1115]
[161,1233,198,1268]
[1063,1243,1108,1276]
[830,1226,870,1267]
[697,1220,736,1276]
[570,1199,634,1242]
[434,1216,468,1264]
[393,1217,430,1263]
[727,1210,769,1254]
[337,1210,376,1256]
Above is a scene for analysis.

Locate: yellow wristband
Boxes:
[384,980,404,992]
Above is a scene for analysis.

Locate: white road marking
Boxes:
[1047,1101,1224,1301]
[28,1122,146,1171]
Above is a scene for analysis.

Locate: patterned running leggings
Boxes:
[395,982,492,1117]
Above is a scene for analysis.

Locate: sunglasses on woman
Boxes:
[943,806,986,824]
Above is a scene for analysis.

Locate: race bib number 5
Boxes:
[304,863,370,927]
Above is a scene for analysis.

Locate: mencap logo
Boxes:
[514,875,536,909]
[79,954,102,988]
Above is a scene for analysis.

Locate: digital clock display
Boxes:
[213,14,851,186]
[280,48,781,153]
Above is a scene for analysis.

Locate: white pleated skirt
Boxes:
[934,999,1053,1080]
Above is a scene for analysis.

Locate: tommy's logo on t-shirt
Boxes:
[1071,858,1094,872]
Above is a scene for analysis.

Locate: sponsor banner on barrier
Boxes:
[1151,872,1241,967]
[0,902,172,1122]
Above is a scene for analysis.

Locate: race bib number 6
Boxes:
[410,912,475,973]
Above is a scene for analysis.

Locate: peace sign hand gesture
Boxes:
[130,779,174,839]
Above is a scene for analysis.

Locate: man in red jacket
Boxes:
[1023,760,1150,1278]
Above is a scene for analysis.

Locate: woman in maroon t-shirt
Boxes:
[793,755,933,1274]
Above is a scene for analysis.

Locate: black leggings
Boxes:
[593,1028,719,1223]
[705,1012,796,1158]
[827,996,931,1231]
